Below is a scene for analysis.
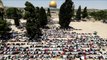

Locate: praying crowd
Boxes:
[0,28,107,60]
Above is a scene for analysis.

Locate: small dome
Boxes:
[49,0,57,8]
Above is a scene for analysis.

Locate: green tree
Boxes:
[82,7,88,18]
[26,19,42,40]
[0,7,11,38]
[89,11,98,20]
[24,1,36,19]
[24,1,42,41]
[38,7,48,28]
[0,19,11,38]
[89,10,107,21]
[97,10,107,20]
[72,4,75,18]
[6,8,22,26]
[23,11,30,19]
[59,0,74,29]
[76,6,81,21]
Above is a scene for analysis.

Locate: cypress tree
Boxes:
[24,1,42,41]
[72,4,75,19]
[59,0,74,29]
[82,7,88,18]
[76,6,81,21]
[38,7,48,28]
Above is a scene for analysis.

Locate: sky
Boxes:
[2,0,107,9]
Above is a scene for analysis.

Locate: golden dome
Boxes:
[49,0,57,8]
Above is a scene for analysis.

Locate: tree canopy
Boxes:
[59,0,74,29]
[6,8,22,26]
[82,7,88,18]
[38,7,48,28]
[0,20,11,35]
[24,1,43,41]
[76,6,81,21]
[89,10,107,21]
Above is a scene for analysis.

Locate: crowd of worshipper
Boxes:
[0,28,107,60]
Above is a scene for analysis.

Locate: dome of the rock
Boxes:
[49,0,57,8]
